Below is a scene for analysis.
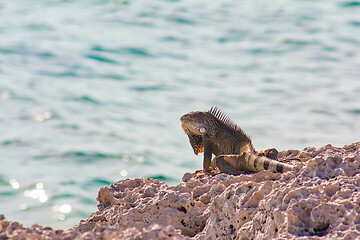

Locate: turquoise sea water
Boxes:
[1,0,360,229]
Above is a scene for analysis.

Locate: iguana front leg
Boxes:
[203,135,212,172]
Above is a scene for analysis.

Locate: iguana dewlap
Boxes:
[180,106,293,174]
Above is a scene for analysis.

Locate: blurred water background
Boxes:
[1,0,360,230]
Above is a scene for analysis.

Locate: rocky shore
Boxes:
[1,142,360,239]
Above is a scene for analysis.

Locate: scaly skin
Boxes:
[180,106,293,174]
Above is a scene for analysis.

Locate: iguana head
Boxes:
[180,111,209,135]
[180,111,211,155]
[181,106,250,155]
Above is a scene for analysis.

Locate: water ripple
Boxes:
[71,95,101,105]
[85,54,119,64]
[339,1,360,7]
[348,21,360,27]
[90,45,154,57]
[1,139,30,146]
[129,84,172,92]
[33,151,126,162]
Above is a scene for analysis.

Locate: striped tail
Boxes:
[242,152,293,173]
[214,152,294,173]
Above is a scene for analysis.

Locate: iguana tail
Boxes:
[243,152,293,173]
[214,153,294,173]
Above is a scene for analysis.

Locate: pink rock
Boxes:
[1,142,360,239]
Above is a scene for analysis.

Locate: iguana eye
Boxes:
[199,127,206,134]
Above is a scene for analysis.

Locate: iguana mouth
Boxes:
[181,121,196,133]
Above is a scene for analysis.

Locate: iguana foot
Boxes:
[259,148,278,160]
[202,166,219,175]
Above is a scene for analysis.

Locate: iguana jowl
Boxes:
[180,106,293,174]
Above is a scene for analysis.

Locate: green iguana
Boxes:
[180,106,294,174]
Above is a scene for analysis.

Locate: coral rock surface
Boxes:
[1,142,360,239]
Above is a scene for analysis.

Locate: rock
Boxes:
[1,142,360,239]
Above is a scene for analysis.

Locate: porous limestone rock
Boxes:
[1,142,360,239]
